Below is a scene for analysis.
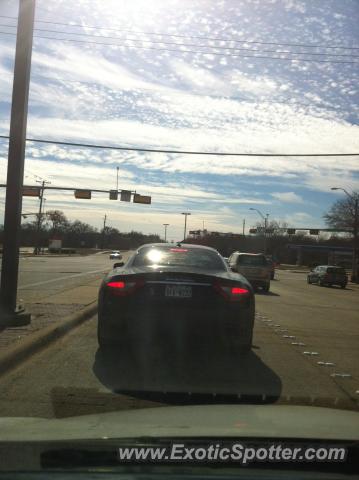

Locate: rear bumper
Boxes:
[98,304,254,345]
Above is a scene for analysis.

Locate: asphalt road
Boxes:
[13,252,131,303]
[0,269,358,418]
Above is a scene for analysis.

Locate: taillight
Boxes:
[232,287,249,295]
[107,281,125,289]
[106,278,143,296]
[214,282,250,301]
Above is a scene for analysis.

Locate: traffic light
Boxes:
[120,190,131,202]
[109,190,118,200]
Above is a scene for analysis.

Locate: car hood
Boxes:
[0,404,358,442]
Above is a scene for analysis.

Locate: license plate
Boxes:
[165,285,192,298]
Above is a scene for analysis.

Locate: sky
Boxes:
[0,0,358,242]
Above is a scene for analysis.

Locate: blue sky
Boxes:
[0,0,358,241]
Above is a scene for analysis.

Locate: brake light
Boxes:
[214,282,249,301]
[232,287,249,295]
[106,279,143,296]
[170,248,188,252]
[107,281,125,288]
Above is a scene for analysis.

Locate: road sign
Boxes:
[74,189,91,199]
[120,190,131,202]
[287,228,296,235]
[249,228,257,234]
[109,190,118,200]
[49,238,62,249]
[309,229,319,235]
[22,186,41,197]
[133,194,151,204]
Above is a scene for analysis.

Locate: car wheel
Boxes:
[262,283,270,293]
[271,272,274,280]
[341,284,346,289]
[307,276,311,284]
[319,279,325,286]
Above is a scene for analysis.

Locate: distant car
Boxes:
[98,243,255,353]
[307,265,347,288]
[228,252,271,292]
[109,250,122,260]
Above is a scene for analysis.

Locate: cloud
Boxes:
[271,191,304,203]
[1,0,358,235]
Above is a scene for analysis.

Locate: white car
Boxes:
[109,250,122,260]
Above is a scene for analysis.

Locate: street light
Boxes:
[330,187,358,282]
[163,223,169,242]
[249,208,270,254]
[181,212,191,241]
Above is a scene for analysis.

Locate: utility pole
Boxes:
[34,179,50,255]
[249,208,270,254]
[182,212,191,241]
[116,166,119,192]
[101,214,107,249]
[0,0,36,323]
[243,218,246,236]
[163,223,169,242]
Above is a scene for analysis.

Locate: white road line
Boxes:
[18,268,107,289]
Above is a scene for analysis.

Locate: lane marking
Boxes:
[18,268,107,289]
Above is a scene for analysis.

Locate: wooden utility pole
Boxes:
[0,0,36,322]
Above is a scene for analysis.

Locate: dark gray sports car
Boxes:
[98,243,255,353]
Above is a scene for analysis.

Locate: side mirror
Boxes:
[113,262,124,268]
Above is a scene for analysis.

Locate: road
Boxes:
[0,268,358,418]
[13,252,130,303]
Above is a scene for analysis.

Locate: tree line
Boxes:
[0,210,161,250]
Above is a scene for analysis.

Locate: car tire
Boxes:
[319,279,325,287]
[341,284,346,289]
[307,276,311,284]
[271,272,274,280]
[262,283,270,293]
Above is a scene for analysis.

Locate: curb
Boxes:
[0,302,98,378]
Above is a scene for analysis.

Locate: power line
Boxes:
[1,30,358,64]
[1,14,358,51]
[1,23,358,58]
[0,134,357,157]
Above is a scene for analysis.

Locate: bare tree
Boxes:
[324,191,359,281]
[323,192,359,233]
[46,210,69,234]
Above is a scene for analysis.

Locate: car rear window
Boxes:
[327,267,346,274]
[237,255,267,266]
[132,247,226,270]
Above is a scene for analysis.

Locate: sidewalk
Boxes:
[0,275,102,351]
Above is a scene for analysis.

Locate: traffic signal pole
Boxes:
[0,0,35,323]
